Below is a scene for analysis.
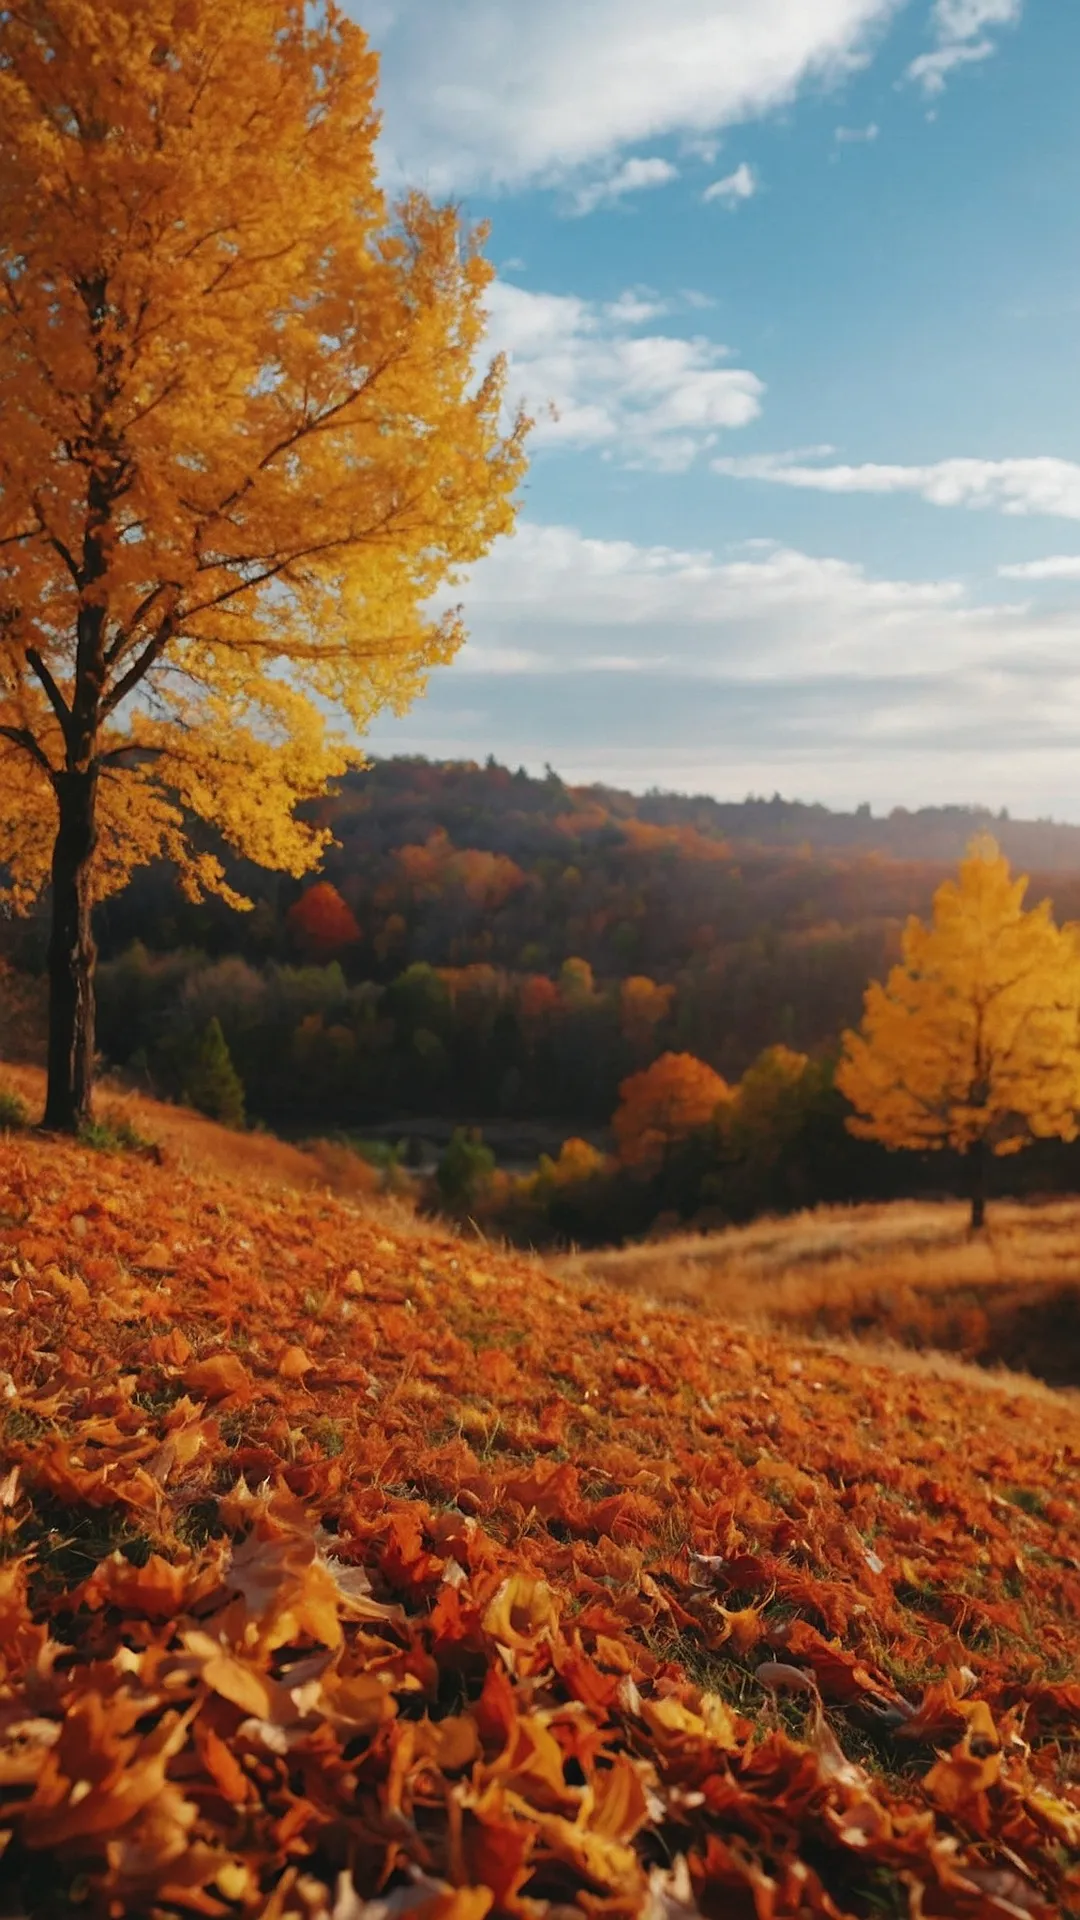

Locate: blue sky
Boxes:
[358,0,1080,818]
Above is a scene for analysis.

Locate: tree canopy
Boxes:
[613,1051,731,1171]
[0,0,527,1123]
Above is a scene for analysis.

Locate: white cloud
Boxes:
[680,134,723,166]
[368,520,1080,814]
[907,40,995,89]
[703,162,758,206]
[834,121,880,141]
[450,523,992,679]
[906,0,1023,94]
[713,452,1080,519]
[571,157,678,216]
[369,0,905,192]
[604,290,670,325]
[999,556,1080,581]
[485,282,764,470]
[934,0,1021,35]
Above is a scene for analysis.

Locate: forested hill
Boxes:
[101,758,1080,928]
[325,756,1078,868]
[639,788,1080,869]
[91,758,1080,1004]
[8,756,1080,1137]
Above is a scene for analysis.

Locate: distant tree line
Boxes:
[5,763,1080,1246]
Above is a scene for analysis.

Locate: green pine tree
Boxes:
[185,1017,246,1129]
[436,1127,495,1213]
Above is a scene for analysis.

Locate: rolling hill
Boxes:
[561,1197,1080,1387]
[0,1106,1079,1915]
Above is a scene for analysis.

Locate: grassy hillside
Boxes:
[1,1115,1080,1915]
[562,1199,1080,1387]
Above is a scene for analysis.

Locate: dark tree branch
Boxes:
[97,741,165,767]
[46,533,83,584]
[25,647,74,738]
[0,724,53,776]
[104,581,174,668]
[209,353,398,523]
[101,614,175,717]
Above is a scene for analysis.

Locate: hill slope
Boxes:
[561,1197,1080,1387]
[1,1128,1080,1915]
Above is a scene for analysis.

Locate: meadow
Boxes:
[560,1198,1080,1387]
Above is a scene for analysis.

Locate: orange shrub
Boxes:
[613,1050,731,1168]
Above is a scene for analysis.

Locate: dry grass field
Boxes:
[557,1195,1080,1386]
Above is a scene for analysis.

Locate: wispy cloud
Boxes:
[999,556,1080,581]
[906,0,1024,96]
[703,162,757,207]
[571,155,679,216]
[372,0,905,193]
[485,282,764,472]
[834,121,880,142]
[604,289,670,324]
[713,452,1080,519]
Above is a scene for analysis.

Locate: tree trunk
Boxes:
[43,769,99,1133]
[969,1136,988,1234]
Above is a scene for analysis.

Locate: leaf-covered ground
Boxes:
[1,1134,1080,1917]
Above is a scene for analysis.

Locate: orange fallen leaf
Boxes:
[277,1345,314,1381]
[183,1353,253,1402]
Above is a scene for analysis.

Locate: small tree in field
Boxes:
[837,839,1080,1229]
[436,1127,495,1215]
[0,1,527,1131]
[185,1017,245,1130]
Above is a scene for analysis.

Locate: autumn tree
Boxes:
[619,975,675,1055]
[287,883,361,961]
[535,1136,610,1190]
[559,957,597,1005]
[613,1051,731,1172]
[837,839,1080,1229]
[0,1,527,1129]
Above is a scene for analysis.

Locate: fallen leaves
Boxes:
[0,1132,1079,1915]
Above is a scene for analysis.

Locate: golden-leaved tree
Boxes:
[837,838,1080,1228]
[0,0,527,1129]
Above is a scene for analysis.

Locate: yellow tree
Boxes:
[0,0,527,1129]
[837,838,1080,1229]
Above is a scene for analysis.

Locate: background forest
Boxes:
[5,753,1080,1242]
